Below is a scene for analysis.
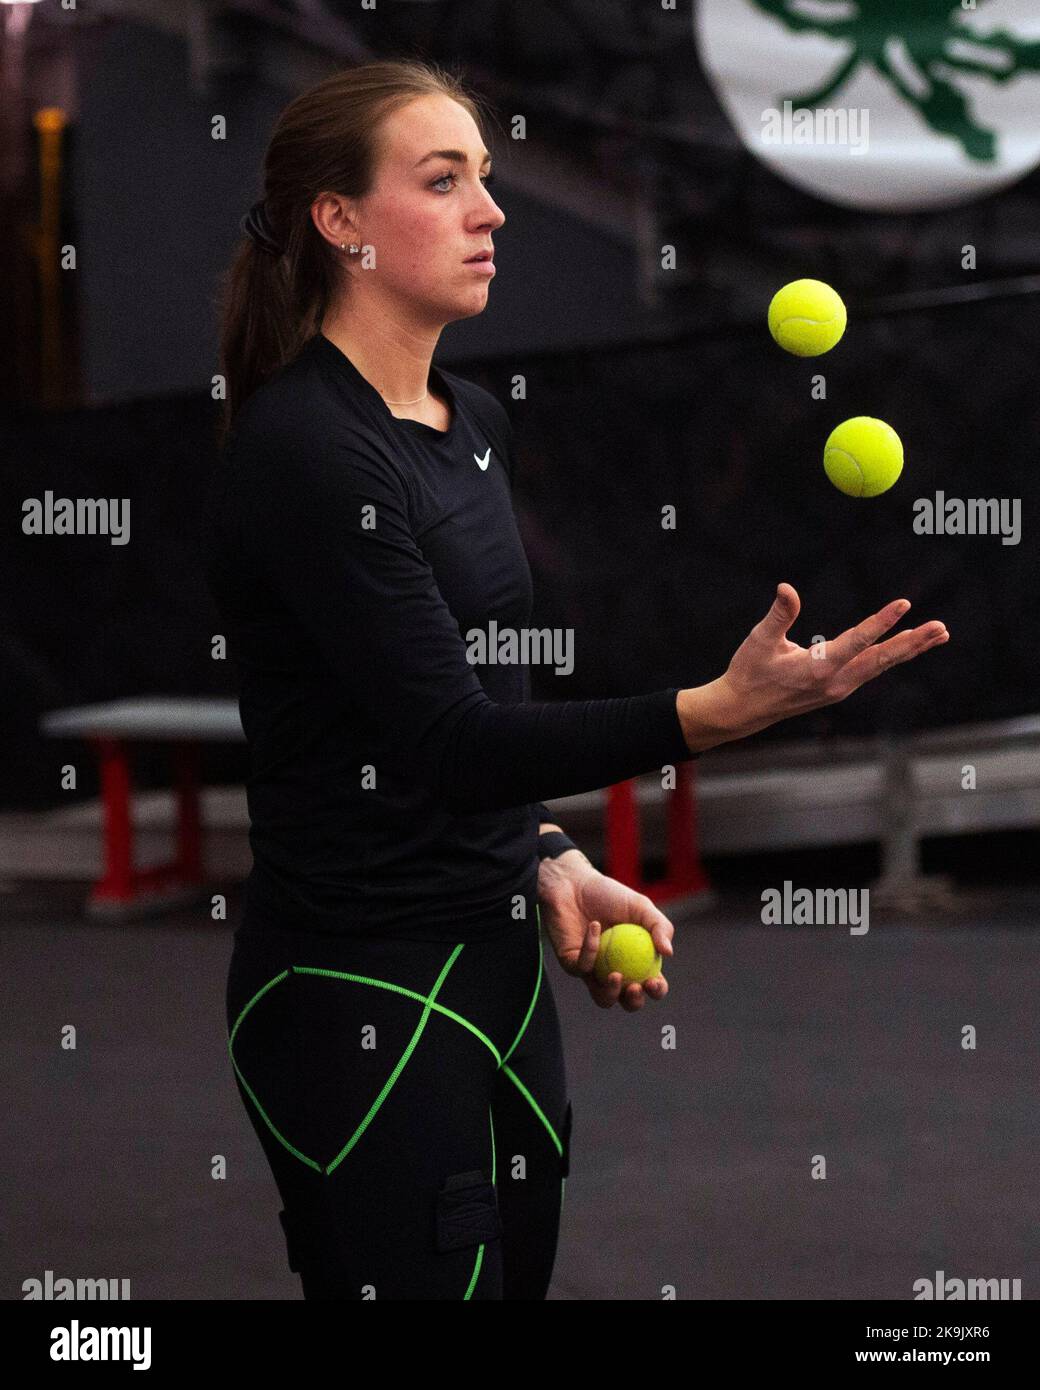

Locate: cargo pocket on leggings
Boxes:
[561,1101,573,1178]
[435,1170,502,1253]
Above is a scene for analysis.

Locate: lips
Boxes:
[465,251,493,263]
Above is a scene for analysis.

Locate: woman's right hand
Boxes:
[679,583,949,751]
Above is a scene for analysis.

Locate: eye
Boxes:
[431,170,496,192]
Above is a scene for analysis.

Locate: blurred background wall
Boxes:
[3,0,1038,811]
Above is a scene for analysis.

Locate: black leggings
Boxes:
[225,902,572,1299]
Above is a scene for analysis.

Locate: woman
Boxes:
[204,59,948,1301]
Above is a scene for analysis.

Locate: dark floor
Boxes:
[4,869,1039,1301]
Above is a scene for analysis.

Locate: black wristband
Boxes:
[538,830,580,860]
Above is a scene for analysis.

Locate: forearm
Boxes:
[534,677,744,862]
[675,678,749,755]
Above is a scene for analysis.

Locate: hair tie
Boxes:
[240,199,284,257]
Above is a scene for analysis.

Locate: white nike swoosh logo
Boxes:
[474,448,491,470]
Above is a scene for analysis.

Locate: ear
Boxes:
[311,190,361,251]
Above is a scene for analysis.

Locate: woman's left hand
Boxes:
[537,851,675,1012]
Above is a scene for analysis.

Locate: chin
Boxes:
[442,292,490,323]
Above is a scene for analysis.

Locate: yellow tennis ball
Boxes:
[768,278,847,356]
[824,416,904,497]
[594,923,663,987]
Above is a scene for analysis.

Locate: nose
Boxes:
[479,186,505,231]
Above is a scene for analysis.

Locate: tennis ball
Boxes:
[594,923,663,987]
[768,278,847,356]
[824,416,904,497]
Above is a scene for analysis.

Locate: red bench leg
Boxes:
[606,780,643,892]
[605,764,711,906]
[86,737,205,915]
[90,735,135,907]
[664,760,712,897]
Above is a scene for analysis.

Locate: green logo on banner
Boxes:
[695,0,1040,209]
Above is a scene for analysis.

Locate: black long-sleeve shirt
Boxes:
[204,331,695,941]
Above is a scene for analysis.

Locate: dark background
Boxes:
[3,0,1037,809]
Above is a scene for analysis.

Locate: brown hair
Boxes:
[215,59,495,449]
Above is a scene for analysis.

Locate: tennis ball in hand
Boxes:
[594,923,663,987]
[824,416,904,497]
[768,279,847,356]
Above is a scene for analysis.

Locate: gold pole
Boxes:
[1,2,35,404]
[34,106,67,408]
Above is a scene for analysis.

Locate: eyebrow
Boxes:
[413,148,492,169]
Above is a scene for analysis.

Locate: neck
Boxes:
[321,296,441,406]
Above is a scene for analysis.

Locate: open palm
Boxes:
[716,583,949,739]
